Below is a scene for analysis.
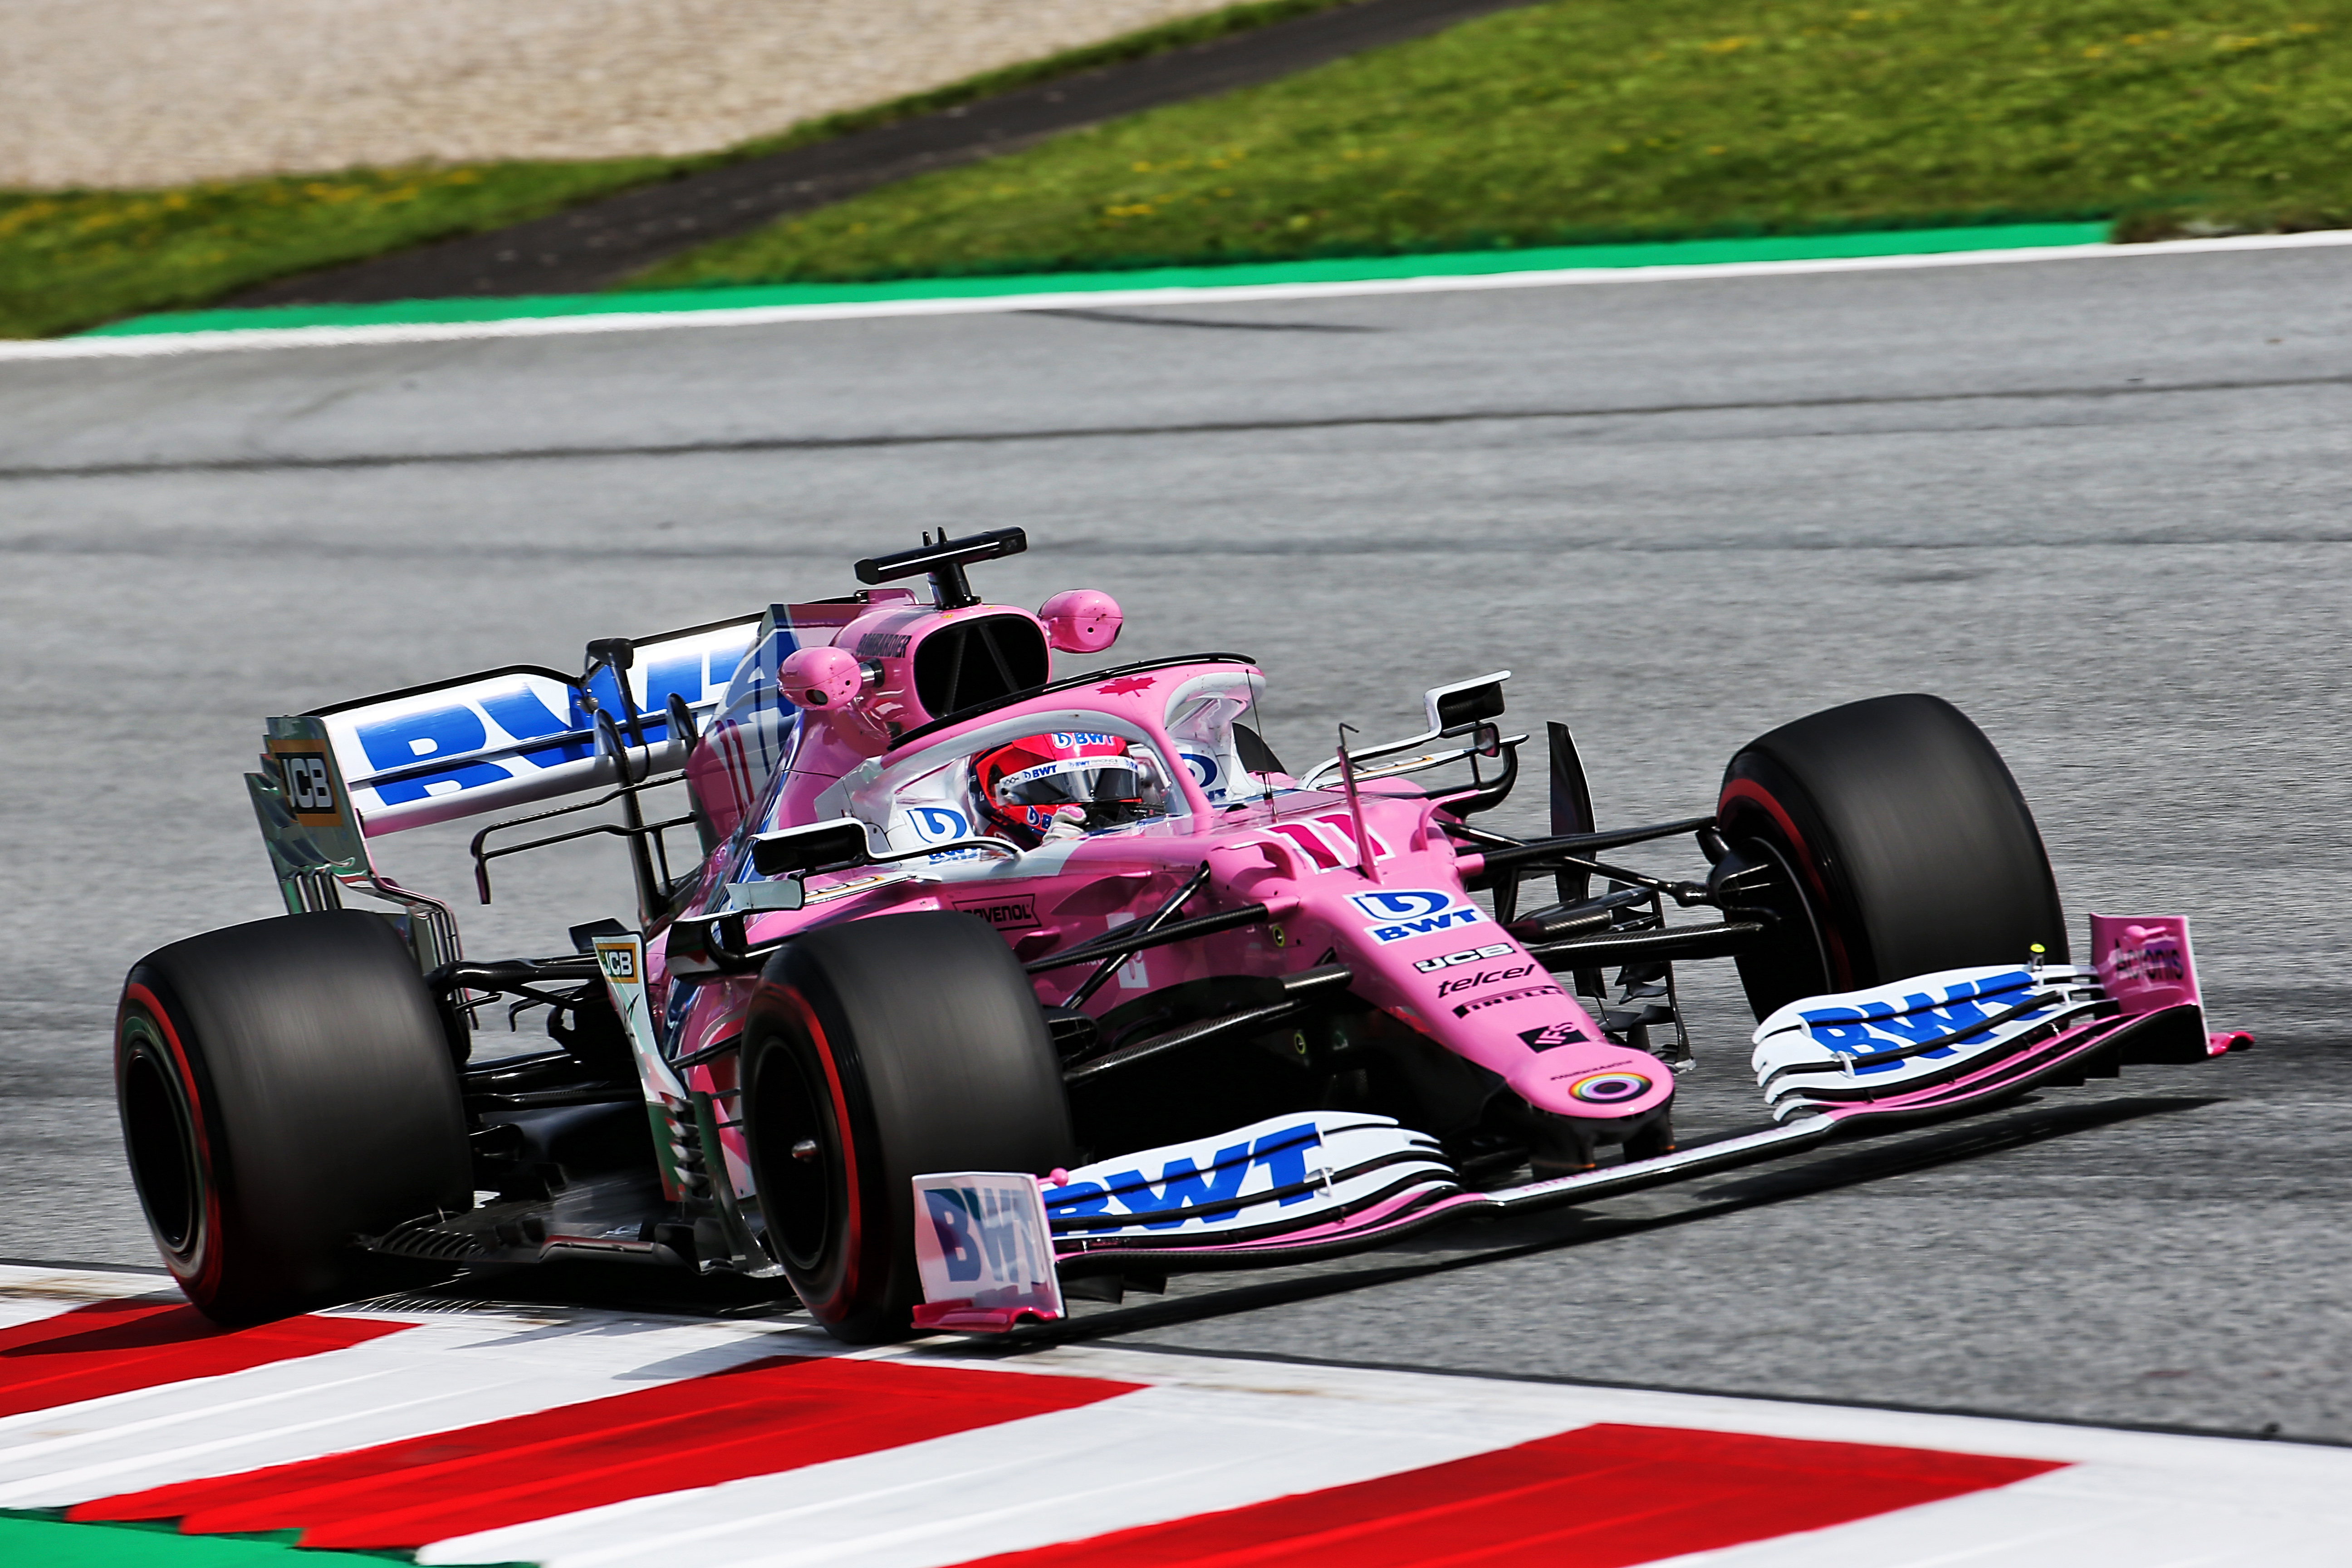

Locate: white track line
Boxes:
[0,1268,830,1508]
[0,1318,824,1509]
[7,1268,2350,1567]
[5,229,2349,363]
[426,1345,2352,1568]
[418,1383,1567,1568]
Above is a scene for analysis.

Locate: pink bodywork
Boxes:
[647,591,1670,1179]
[2090,911,2254,1055]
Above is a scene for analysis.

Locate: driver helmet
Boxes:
[973,731,1166,845]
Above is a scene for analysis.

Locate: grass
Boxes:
[631,0,2352,291]
[0,163,674,339]
[0,0,1357,338]
[15,0,2352,335]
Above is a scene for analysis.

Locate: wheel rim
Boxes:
[1724,831,1835,1018]
[120,1022,203,1260]
[751,1037,843,1276]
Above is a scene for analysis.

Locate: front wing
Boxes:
[915,918,2249,1327]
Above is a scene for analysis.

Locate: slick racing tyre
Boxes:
[742,912,1074,1343]
[1716,693,2069,1020]
[115,911,471,1323]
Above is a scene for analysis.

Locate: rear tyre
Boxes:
[116,911,471,1322]
[741,912,1073,1343]
[1717,693,2069,1020]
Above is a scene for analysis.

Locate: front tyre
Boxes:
[741,912,1073,1343]
[116,911,471,1322]
[1717,693,2069,1020]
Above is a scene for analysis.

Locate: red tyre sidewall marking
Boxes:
[118,980,225,1300]
[1719,777,1856,988]
[778,985,863,1313]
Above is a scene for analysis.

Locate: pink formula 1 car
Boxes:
[116,530,2249,1338]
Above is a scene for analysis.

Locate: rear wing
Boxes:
[242,612,762,969]
[242,598,924,968]
[306,613,762,837]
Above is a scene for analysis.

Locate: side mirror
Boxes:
[750,818,872,878]
[1423,671,1509,734]
[1038,588,1123,654]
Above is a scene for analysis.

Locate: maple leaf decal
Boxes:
[1096,675,1157,696]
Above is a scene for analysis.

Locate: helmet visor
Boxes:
[997,761,1141,808]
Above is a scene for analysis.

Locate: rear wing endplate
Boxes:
[246,714,465,970]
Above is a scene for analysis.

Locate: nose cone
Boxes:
[1506,1045,1674,1120]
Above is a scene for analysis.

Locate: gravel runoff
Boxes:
[0,0,1240,191]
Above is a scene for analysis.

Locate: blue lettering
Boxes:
[1867,994,1993,1045]
[1805,1020,1882,1054]
[575,666,626,729]
[563,660,705,754]
[907,806,969,843]
[1043,1181,1112,1217]
[478,687,569,742]
[1960,970,2035,1000]
[353,706,510,803]
[356,704,487,771]
[642,652,706,736]
[1110,1140,1254,1230]
[924,1190,983,1283]
[708,639,754,690]
[973,1188,1036,1277]
[480,687,595,772]
[1251,1123,1320,1206]
[1372,908,1481,943]
[1353,890,1450,921]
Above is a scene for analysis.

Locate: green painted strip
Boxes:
[0,1513,530,1567]
[85,222,2110,337]
[0,1515,372,1566]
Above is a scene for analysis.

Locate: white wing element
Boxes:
[1751,963,2112,1121]
[1041,1112,1456,1245]
[313,616,759,834]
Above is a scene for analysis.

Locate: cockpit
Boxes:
[971,730,1175,846]
[800,662,1282,871]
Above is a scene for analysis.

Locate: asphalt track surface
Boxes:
[3,243,2348,1445]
